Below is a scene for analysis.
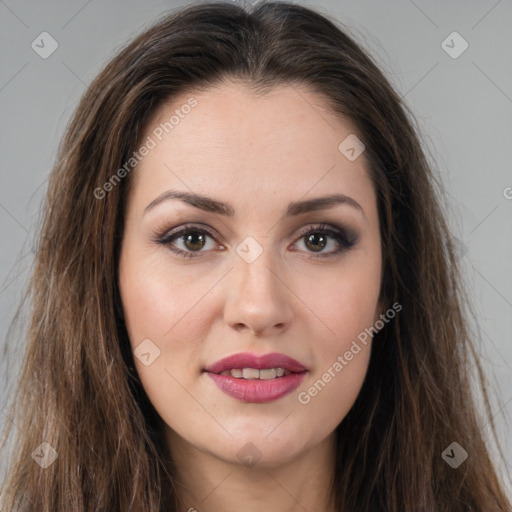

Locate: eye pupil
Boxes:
[184,231,206,251]
[305,233,327,252]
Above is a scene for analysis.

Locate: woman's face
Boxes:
[119,80,384,468]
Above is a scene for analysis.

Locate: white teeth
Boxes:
[242,368,260,379]
[259,368,277,380]
[218,367,291,379]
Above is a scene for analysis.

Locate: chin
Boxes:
[209,428,312,470]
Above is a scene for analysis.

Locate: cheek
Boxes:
[292,272,378,434]
[119,259,214,436]
[293,251,382,351]
[290,255,380,426]
[119,252,218,403]
[119,255,215,346]
[296,346,371,441]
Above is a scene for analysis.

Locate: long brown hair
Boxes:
[1,2,510,510]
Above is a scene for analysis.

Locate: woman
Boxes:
[1,2,510,510]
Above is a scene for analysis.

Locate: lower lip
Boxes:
[205,371,307,403]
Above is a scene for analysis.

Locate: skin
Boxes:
[119,80,385,512]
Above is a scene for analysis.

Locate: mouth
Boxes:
[215,367,295,379]
[203,352,308,403]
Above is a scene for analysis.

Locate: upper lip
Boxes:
[204,352,308,374]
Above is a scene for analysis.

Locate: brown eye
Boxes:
[304,232,328,252]
[293,223,357,259]
[182,231,207,251]
[157,225,218,258]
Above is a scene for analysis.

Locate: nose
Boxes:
[223,241,294,337]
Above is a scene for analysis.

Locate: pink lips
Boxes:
[204,352,308,403]
[204,352,307,374]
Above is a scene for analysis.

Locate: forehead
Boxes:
[129,80,376,216]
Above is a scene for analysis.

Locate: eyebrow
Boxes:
[144,190,365,218]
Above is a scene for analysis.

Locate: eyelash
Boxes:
[155,222,357,259]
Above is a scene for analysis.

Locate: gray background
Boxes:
[1,0,511,492]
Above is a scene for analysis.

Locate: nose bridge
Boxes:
[224,234,293,334]
[234,234,281,301]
